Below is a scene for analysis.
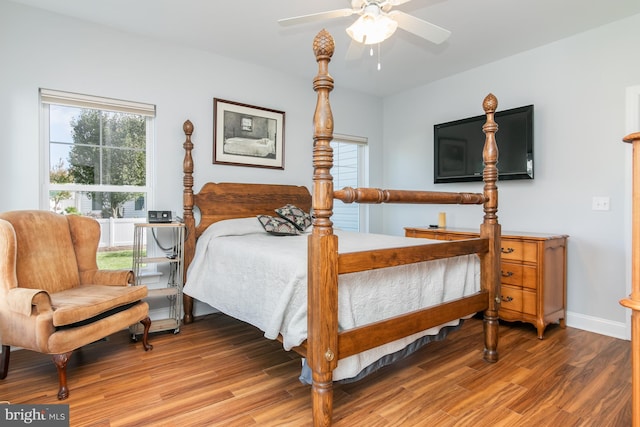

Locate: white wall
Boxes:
[382,13,640,338]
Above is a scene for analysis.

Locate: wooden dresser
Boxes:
[404,227,568,339]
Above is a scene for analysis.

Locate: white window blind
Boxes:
[331,133,368,232]
[40,88,156,117]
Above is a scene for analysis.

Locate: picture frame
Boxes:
[213,98,285,169]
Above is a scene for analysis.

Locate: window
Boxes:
[331,134,368,232]
[41,89,155,219]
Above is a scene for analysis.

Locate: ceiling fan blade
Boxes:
[278,8,356,26]
[389,10,451,44]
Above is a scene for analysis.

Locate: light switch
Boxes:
[592,196,610,211]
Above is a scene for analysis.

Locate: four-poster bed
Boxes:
[180,29,501,426]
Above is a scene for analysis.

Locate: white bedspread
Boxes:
[184,217,480,381]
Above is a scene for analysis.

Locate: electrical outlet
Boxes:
[592,196,610,211]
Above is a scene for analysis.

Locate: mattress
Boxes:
[184,217,480,381]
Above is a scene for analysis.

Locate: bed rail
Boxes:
[338,238,489,273]
[334,187,486,205]
[338,292,488,359]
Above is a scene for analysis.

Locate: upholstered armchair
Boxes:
[0,210,152,400]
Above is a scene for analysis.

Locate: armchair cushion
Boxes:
[50,284,147,327]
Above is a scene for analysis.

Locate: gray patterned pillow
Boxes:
[257,215,300,236]
[275,204,312,231]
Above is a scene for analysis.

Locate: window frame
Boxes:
[40,89,155,216]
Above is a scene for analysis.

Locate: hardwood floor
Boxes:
[0,314,631,426]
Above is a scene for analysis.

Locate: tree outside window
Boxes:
[65,109,146,218]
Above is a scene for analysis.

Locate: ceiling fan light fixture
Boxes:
[346,12,398,45]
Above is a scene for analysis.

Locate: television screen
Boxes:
[434,105,534,183]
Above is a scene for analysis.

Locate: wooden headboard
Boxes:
[190,182,311,239]
[181,119,311,322]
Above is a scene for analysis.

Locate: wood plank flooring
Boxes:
[0,314,631,426]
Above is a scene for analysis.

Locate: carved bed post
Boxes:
[308,29,339,427]
[620,131,640,426]
[480,94,501,362]
[182,120,196,324]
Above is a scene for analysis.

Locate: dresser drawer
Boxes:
[500,262,522,286]
[500,240,537,263]
[500,285,536,315]
[501,261,537,290]
[500,285,523,312]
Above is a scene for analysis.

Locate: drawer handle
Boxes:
[501,296,514,303]
[501,271,514,278]
[501,247,515,254]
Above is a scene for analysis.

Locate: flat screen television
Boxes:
[434,104,534,183]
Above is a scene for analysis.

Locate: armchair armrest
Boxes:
[5,287,52,316]
[79,269,134,286]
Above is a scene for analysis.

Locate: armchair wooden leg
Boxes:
[52,351,73,400]
[0,345,10,379]
[140,316,153,351]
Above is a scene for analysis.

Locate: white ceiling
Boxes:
[10,0,640,97]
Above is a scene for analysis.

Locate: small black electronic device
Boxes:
[148,210,172,223]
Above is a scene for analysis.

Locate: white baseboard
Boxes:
[566,311,629,340]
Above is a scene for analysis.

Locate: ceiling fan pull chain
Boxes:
[377,43,382,71]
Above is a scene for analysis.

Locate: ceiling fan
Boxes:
[278,0,451,46]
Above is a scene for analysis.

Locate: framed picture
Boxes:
[213,98,285,169]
